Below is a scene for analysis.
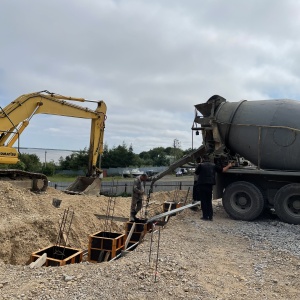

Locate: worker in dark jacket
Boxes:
[195,155,233,221]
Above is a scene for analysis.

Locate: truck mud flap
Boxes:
[64,177,101,195]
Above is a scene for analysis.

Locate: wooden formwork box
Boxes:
[124,221,152,247]
[88,231,125,263]
[30,245,83,267]
[163,201,182,216]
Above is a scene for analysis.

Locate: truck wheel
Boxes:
[222,181,264,221]
[274,184,300,224]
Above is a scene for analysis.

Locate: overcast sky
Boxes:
[1,0,300,159]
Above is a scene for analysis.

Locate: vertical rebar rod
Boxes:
[55,208,68,246]
[104,180,117,233]
[149,223,155,263]
[181,187,191,210]
[54,207,74,258]
[64,209,74,246]
[154,227,161,282]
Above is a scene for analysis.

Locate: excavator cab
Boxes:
[0,146,19,164]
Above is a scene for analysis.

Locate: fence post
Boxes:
[125,183,127,194]
[179,182,182,190]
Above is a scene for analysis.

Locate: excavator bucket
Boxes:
[64,177,101,195]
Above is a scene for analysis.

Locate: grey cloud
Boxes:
[1,0,300,154]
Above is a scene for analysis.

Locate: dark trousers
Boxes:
[130,196,142,217]
[198,184,213,219]
[193,181,199,201]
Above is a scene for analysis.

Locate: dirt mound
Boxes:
[0,182,189,265]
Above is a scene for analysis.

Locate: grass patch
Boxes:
[48,175,77,182]
[118,192,132,197]
[102,176,124,181]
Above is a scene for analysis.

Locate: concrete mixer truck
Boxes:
[150,94,300,224]
[193,95,300,224]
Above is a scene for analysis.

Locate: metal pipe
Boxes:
[125,241,140,251]
[109,241,140,262]
[146,201,200,223]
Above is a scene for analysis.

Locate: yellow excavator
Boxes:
[0,90,107,194]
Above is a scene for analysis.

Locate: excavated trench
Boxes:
[0,181,192,267]
[29,203,196,267]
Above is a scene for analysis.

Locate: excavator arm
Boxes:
[0,90,106,171]
[0,90,107,192]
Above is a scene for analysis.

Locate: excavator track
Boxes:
[0,169,48,192]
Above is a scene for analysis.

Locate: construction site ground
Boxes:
[0,181,299,299]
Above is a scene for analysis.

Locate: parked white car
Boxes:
[176,170,183,177]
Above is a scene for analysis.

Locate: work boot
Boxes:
[134,216,142,222]
[129,214,136,222]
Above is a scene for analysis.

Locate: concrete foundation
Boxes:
[30,245,83,267]
[124,221,151,245]
[163,201,182,216]
[88,231,125,263]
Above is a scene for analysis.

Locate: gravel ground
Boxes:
[1,196,300,299]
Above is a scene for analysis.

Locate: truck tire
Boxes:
[222,181,264,221]
[274,184,300,224]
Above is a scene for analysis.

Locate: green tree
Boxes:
[43,161,56,176]
[143,147,167,166]
[101,142,141,168]
[139,151,153,165]
[183,147,194,155]
[70,149,89,171]
[18,153,42,172]
[153,152,169,166]
[59,153,76,170]
[131,155,146,167]
[14,161,26,170]
[145,147,169,166]
[164,147,173,155]
[0,153,49,174]
[170,139,183,162]
[59,148,90,173]
[127,144,135,166]
[58,142,192,170]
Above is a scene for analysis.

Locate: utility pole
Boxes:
[173,139,181,161]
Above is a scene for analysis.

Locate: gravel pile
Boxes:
[219,218,300,256]
[0,201,300,299]
[0,183,299,300]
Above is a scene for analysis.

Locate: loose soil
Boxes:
[0,181,299,299]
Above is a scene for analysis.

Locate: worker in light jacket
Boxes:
[195,155,233,221]
[130,173,148,222]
